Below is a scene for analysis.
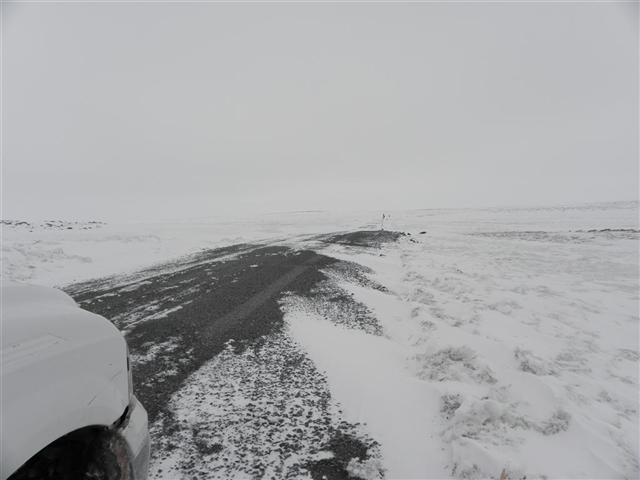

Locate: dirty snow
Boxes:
[149,337,382,479]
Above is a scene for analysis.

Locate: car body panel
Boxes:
[120,397,151,480]
[0,283,143,480]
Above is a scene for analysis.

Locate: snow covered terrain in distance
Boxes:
[2,201,638,478]
[3,202,637,289]
[1,212,368,287]
[285,201,639,478]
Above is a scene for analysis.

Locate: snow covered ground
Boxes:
[288,204,640,478]
[2,201,638,478]
[1,213,367,287]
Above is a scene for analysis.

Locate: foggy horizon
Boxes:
[2,2,638,221]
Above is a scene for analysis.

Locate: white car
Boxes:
[1,283,150,480]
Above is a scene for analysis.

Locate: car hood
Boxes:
[1,282,122,366]
[1,283,130,480]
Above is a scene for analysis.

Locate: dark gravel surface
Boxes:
[67,245,334,423]
[471,229,640,243]
[65,240,386,479]
[320,230,407,248]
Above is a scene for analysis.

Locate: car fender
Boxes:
[1,328,129,479]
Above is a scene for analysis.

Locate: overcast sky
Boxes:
[2,2,638,221]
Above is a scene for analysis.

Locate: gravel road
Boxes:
[65,232,401,479]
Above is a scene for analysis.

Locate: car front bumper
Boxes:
[118,396,150,480]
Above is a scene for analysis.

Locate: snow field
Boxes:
[3,202,637,478]
[286,217,638,478]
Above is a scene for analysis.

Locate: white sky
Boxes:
[2,2,638,221]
